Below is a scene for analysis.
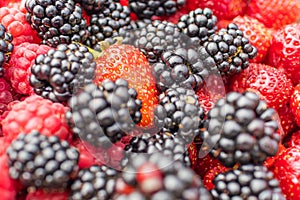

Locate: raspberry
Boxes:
[0,7,40,45]
[6,42,53,95]
[1,95,73,143]
[0,154,17,200]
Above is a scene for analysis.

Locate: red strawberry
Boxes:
[288,130,300,147]
[272,146,300,199]
[5,42,53,95]
[290,83,300,127]
[277,103,297,139]
[93,44,159,130]
[203,163,228,190]
[246,0,300,30]
[26,190,68,200]
[267,23,300,85]
[264,143,286,170]
[231,15,273,63]
[229,63,294,110]
[186,0,247,21]
[1,95,72,143]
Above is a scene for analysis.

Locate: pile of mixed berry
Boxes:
[0,0,300,199]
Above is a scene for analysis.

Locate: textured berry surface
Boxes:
[94,44,158,129]
[229,63,294,110]
[272,146,300,199]
[231,15,273,63]
[6,42,52,95]
[290,83,300,126]
[246,0,300,29]
[26,190,69,200]
[267,23,300,85]
[1,95,72,143]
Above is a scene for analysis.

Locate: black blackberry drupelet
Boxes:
[6,130,79,190]
[74,0,106,14]
[25,0,89,47]
[67,79,142,149]
[211,164,285,199]
[0,24,13,76]
[177,8,218,45]
[70,165,119,200]
[29,43,96,102]
[152,47,217,92]
[122,131,191,167]
[129,0,186,19]
[134,20,183,64]
[114,152,212,199]
[154,86,205,143]
[201,91,280,168]
[83,1,132,52]
[203,23,257,76]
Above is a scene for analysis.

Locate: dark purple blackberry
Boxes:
[154,86,205,143]
[83,1,132,52]
[67,79,142,149]
[114,152,212,200]
[74,0,106,14]
[211,164,285,199]
[6,130,79,190]
[129,0,186,19]
[152,47,217,92]
[203,23,257,76]
[70,165,118,200]
[29,43,96,102]
[0,24,13,76]
[201,91,280,168]
[177,8,218,45]
[122,131,190,167]
[134,20,184,64]
[25,0,89,47]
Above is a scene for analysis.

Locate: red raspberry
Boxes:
[26,190,68,200]
[5,42,52,95]
[0,7,40,45]
[0,151,17,200]
[231,15,273,63]
[186,0,247,21]
[1,95,73,143]
[246,0,300,30]
[229,63,294,110]
[267,23,300,85]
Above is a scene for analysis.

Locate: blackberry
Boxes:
[74,0,105,14]
[201,91,280,167]
[122,131,190,167]
[6,130,79,190]
[0,24,13,76]
[83,1,132,52]
[29,43,96,102]
[25,0,89,47]
[67,79,142,149]
[203,23,257,76]
[70,165,118,200]
[129,0,186,19]
[114,152,212,199]
[177,8,218,45]
[211,164,285,199]
[154,86,205,143]
[134,20,183,64]
[152,47,217,92]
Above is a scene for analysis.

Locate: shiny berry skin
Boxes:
[246,0,300,29]
[267,23,300,85]
[290,83,300,126]
[230,63,294,111]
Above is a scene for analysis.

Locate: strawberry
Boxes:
[264,143,286,170]
[229,63,294,110]
[203,163,228,190]
[267,23,300,85]
[272,146,300,199]
[290,83,300,126]
[231,15,273,63]
[93,44,159,129]
[288,130,300,147]
[246,0,300,30]
[277,103,297,139]
[186,0,247,21]
[26,190,69,200]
